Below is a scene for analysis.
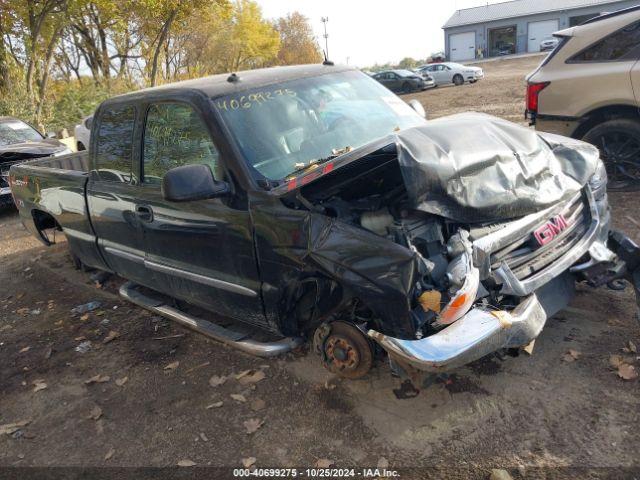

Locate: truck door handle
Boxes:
[135,205,154,222]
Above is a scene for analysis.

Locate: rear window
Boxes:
[94,105,136,183]
[569,20,640,62]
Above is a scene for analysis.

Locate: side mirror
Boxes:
[162,164,229,202]
[46,132,57,139]
[408,99,427,119]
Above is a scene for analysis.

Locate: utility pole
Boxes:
[321,17,329,59]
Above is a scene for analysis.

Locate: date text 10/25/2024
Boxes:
[232,468,400,478]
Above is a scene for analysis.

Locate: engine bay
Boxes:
[283,147,494,338]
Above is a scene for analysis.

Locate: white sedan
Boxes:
[74,115,93,151]
[417,62,484,87]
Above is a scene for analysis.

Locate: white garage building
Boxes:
[443,0,639,61]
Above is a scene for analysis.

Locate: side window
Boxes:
[142,103,220,184]
[570,21,640,62]
[94,105,135,183]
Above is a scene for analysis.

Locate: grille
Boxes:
[489,193,590,281]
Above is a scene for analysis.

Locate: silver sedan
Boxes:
[417,62,484,87]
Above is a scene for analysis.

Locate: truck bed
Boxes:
[16,150,90,174]
[9,151,96,257]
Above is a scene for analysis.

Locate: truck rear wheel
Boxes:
[583,118,640,191]
[314,321,373,379]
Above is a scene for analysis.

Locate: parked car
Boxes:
[372,69,427,93]
[413,69,436,88]
[497,43,516,56]
[9,65,640,382]
[74,115,93,151]
[540,37,560,51]
[526,6,640,190]
[0,117,71,208]
[417,62,484,86]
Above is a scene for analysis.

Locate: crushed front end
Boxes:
[277,113,640,378]
[368,183,640,374]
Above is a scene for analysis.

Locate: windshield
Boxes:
[0,120,43,146]
[395,70,416,77]
[214,70,426,180]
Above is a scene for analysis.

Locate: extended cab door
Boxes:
[86,102,150,283]
[134,99,266,325]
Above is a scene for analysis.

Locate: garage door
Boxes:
[528,20,559,52]
[450,32,476,61]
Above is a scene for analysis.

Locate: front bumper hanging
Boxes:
[368,230,640,373]
[367,294,547,372]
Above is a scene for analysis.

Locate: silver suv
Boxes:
[526,6,640,190]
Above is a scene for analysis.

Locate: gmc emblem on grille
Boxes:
[533,215,570,246]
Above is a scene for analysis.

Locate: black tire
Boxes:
[453,74,464,86]
[77,142,85,151]
[582,118,640,191]
[401,82,412,94]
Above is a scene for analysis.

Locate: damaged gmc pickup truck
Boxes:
[9,65,640,381]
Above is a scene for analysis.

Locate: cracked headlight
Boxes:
[589,159,607,199]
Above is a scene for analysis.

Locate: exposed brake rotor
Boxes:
[314,321,373,379]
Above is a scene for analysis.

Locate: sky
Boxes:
[257,0,506,67]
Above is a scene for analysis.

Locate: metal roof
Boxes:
[444,0,629,28]
[107,64,354,102]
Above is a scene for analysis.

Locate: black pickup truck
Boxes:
[9,64,640,380]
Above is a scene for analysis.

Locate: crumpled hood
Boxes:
[0,139,66,160]
[395,112,599,222]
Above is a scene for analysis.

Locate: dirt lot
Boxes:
[1,55,639,478]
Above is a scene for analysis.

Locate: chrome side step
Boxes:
[119,281,303,357]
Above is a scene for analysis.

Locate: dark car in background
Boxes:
[373,69,427,93]
[0,117,71,208]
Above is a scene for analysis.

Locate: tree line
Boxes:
[0,0,322,132]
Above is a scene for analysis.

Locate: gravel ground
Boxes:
[0,55,639,478]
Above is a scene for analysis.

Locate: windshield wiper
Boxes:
[287,146,353,178]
